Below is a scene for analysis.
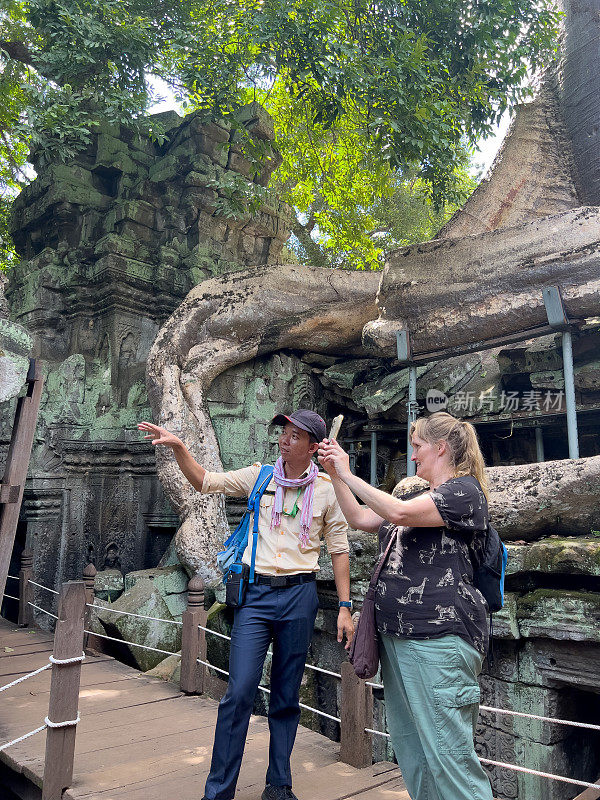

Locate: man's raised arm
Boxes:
[138,421,206,491]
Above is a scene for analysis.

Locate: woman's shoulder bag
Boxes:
[348,526,398,680]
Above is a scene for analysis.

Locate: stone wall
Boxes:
[208,351,327,471]
[477,537,600,800]
[2,102,292,596]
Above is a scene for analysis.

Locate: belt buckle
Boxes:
[270,576,287,588]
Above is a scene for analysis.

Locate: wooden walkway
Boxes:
[0,619,409,800]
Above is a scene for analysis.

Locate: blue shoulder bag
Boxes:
[217,464,273,608]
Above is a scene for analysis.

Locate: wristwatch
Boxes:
[338,600,353,610]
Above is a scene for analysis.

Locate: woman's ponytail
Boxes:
[410,412,489,497]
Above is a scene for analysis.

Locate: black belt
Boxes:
[255,573,316,588]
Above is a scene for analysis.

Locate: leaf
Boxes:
[0,0,559,269]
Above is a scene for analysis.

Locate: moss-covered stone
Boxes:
[94,569,124,601]
[0,318,33,402]
[125,565,188,618]
[516,589,600,642]
[95,577,182,671]
[493,593,520,640]
[506,537,600,577]
[144,654,181,683]
[351,364,428,417]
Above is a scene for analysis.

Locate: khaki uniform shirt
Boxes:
[201,463,349,576]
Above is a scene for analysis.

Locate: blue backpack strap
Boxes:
[248,465,274,584]
[225,464,273,551]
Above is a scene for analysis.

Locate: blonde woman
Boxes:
[318,412,493,800]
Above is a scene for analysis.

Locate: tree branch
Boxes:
[0,131,30,183]
[0,40,37,68]
[291,217,330,269]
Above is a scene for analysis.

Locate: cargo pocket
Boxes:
[432,683,481,754]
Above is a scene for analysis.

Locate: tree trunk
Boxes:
[146,263,379,578]
[363,206,600,359]
[487,455,600,540]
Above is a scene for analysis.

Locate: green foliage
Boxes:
[186,0,560,197]
[0,0,560,271]
[264,81,476,268]
[206,171,271,218]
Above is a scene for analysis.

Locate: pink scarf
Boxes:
[271,457,319,547]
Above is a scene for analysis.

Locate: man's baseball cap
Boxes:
[271,409,327,442]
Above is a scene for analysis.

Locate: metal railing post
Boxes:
[561,330,579,459]
[535,425,545,463]
[370,431,378,486]
[406,365,418,476]
[542,286,579,459]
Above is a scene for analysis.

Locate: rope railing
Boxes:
[8,572,600,797]
[479,758,600,792]
[6,574,19,580]
[366,727,389,738]
[197,657,229,677]
[299,702,341,723]
[84,629,181,658]
[304,663,342,679]
[362,695,600,734]
[0,652,85,752]
[0,724,47,752]
[86,603,183,626]
[195,654,341,722]
[480,704,600,732]
[365,727,600,790]
[3,593,19,601]
[29,602,59,620]
[21,579,600,728]
[256,684,342,723]
[198,623,233,642]
[86,580,600,736]
[0,662,52,693]
[28,579,59,595]
[197,623,343,679]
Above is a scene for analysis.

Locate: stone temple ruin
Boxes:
[1,0,600,797]
[1,100,292,591]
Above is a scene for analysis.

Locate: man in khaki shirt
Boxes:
[138,409,353,800]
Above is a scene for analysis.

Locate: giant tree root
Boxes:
[363,206,600,359]
[487,455,600,540]
[146,262,600,576]
[146,263,380,578]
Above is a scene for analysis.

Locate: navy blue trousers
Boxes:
[203,580,319,800]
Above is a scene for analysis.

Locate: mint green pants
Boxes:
[379,634,493,800]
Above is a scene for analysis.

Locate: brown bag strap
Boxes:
[369,527,398,588]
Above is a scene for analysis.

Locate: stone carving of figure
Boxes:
[103,542,122,572]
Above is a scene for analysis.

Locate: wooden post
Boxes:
[339,661,373,768]
[571,776,600,800]
[180,575,206,695]
[81,562,104,655]
[0,360,44,604]
[42,580,86,800]
[18,547,33,627]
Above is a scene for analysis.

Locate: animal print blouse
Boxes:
[374,476,489,655]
